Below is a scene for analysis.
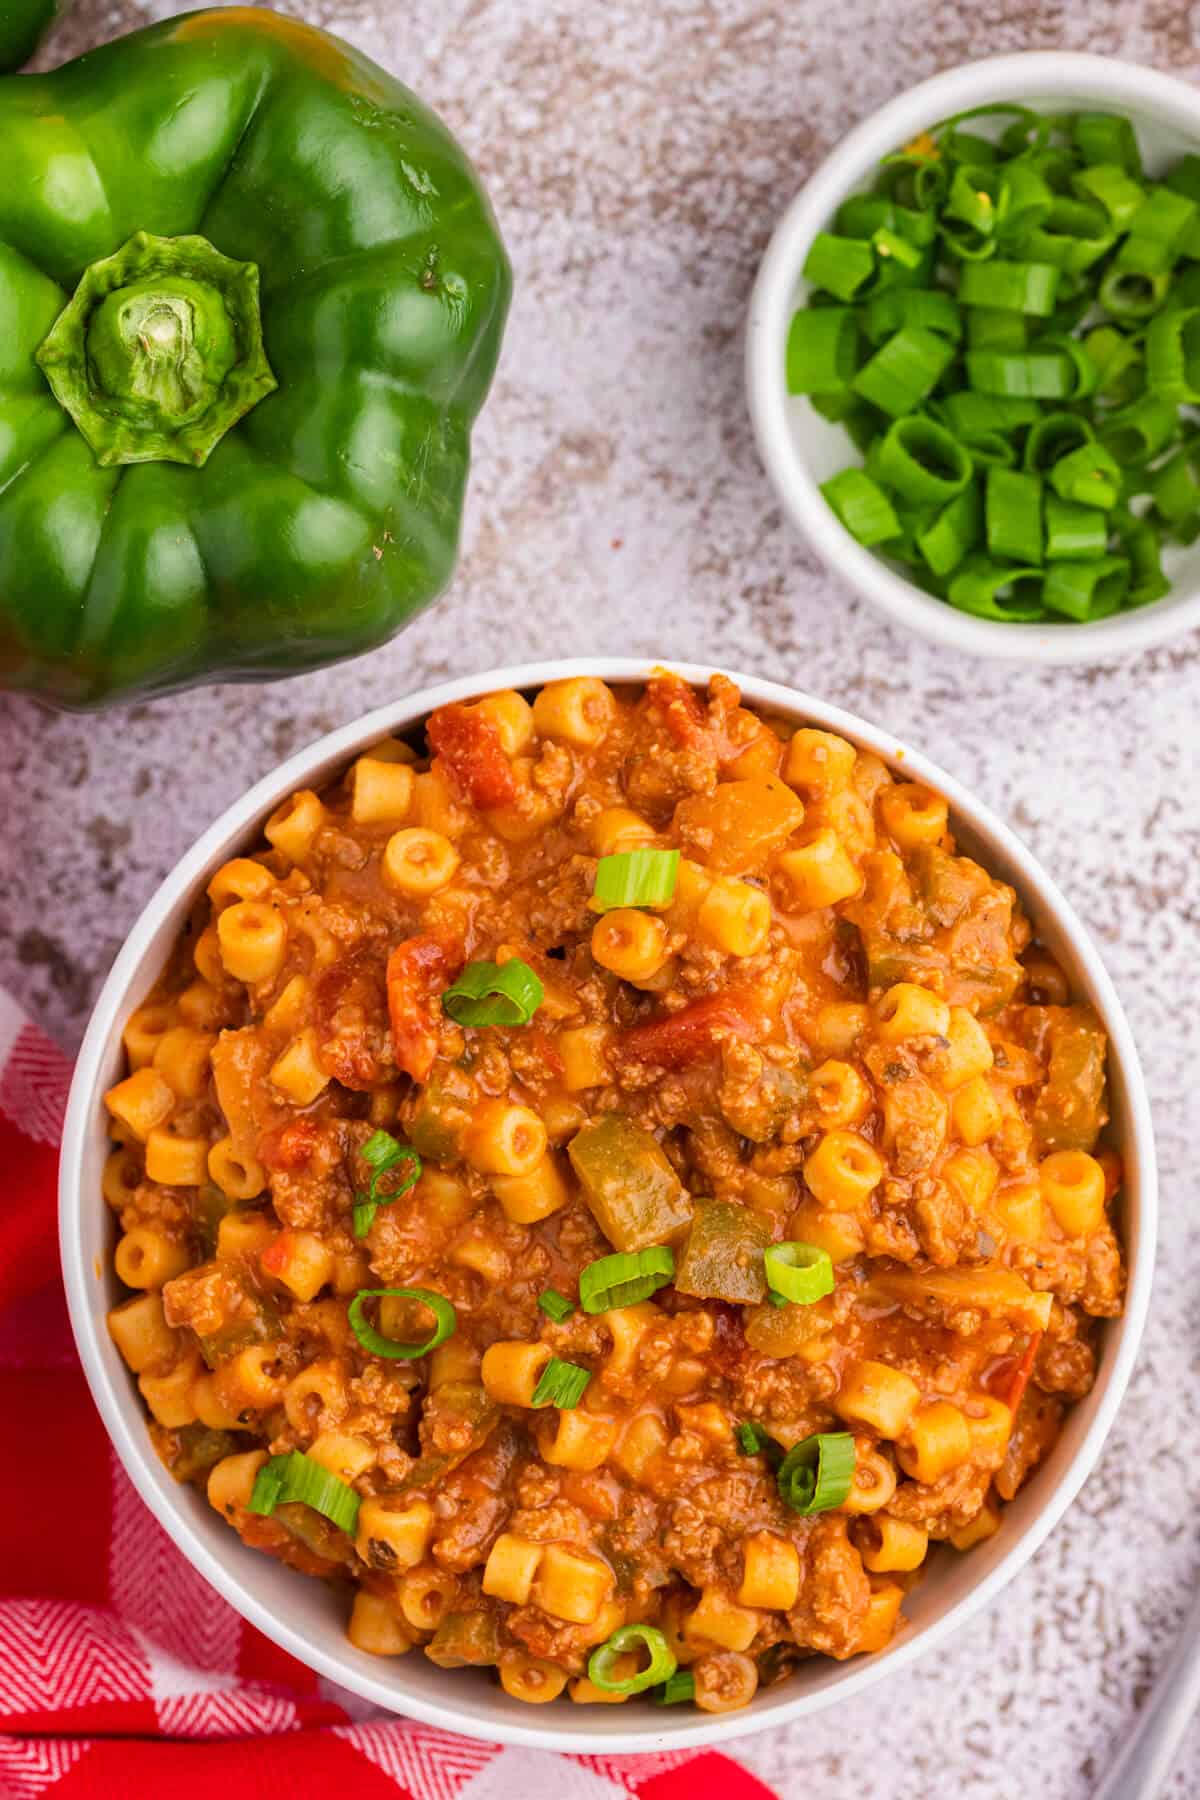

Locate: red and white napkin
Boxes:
[0,990,775,1800]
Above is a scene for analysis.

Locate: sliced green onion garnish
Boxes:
[1047,441,1121,509]
[348,1287,456,1360]
[1022,412,1092,476]
[1150,446,1200,524]
[777,1431,856,1516]
[803,230,875,300]
[820,468,901,546]
[863,287,962,346]
[537,1288,575,1323]
[948,556,1046,622]
[1026,198,1114,274]
[1146,305,1200,403]
[1098,267,1170,320]
[579,1246,675,1314]
[736,1419,772,1456]
[852,324,955,417]
[786,307,858,394]
[763,1241,835,1306]
[985,466,1043,564]
[593,849,680,912]
[587,1625,676,1695]
[1097,393,1178,465]
[352,1130,422,1240]
[965,306,1027,353]
[442,958,544,1027]
[1072,163,1144,231]
[959,259,1059,315]
[916,482,982,577]
[875,415,972,505]
[966,349,1073,399]
[1044,496,1107,562]
[872,225,923,271]
[1073,112,1141,177]
[248,1450,360,1536]
[531,1356,591,1409]
[1042,555,1131,622]
[654,1671,696,1706]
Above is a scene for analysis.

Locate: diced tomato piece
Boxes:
[258,1118,322,1172]
[619,991,765,1069]
[386,933,461,1082]
[984,1331,1043,1412]
[239,1514,343,1579]
[427,703,517,810]
[645,672,710,751]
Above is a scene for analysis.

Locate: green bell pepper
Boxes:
[0,8,511,707]
[0,0,72,72]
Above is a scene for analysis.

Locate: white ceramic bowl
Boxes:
[60,659,1156,1752]
[747,53,1200,664]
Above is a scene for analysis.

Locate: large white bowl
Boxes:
[747,53,1200,664]
[60,659,1156,1752]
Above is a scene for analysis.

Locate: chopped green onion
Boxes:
[537,1288,575,1323]
[654,1671,696,1706]
[736,1419,773,1456]
[1098,393,1178,465]
[579,1246,675,1314]
[786,307,858,394]
[795,104,1198,626]
[852,325,955,417]
[820,467,901,546]
[948,556,1046,621]
[943,165,1002,238]
[1081,325,1143,401]
[1022,411,1092,475]
[763,1241,835,1305]
[531,1356,591,1409]
[248,1450,360,1536]
[1073,113,1141,177]
[835,194,936,245]
[1150,445,1200,523]
[985,467,1043,564]
[1044,496,1108,561]
[803,230,875,300]
[442,958,544,1027]
[1025,198,1114,273]
[1119,186,1197,273]
[1047,441,1121,509]
[352,1131,422,1240]
[1071,163,1144,231]
[348,1287,456,1360]
[587,1625,676,1695]
[777,1431,857,1516]
[1116,511,1171,606]
[1146,305,1200,402]
[959,259,1060,315]
[863,287,962,345]
[872,226,924,270]
[593,849,679,912]
[965,349,1073,399]
[874,416,972,504]
[1099,267,1171,320]
[940,392,1041,439]
[917,481,983,575]
[1042,555,1131,621]
[965,306,1027,352]
[964,431,1017,470]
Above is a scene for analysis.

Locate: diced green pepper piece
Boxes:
[1032,1008,1109,1152]
[567,1115,694,1253]
[406,1069,475,1163]
[674,1199,771,1304]
[425,1610,502,1669]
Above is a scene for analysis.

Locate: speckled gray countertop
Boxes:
[2,1,1199,1794]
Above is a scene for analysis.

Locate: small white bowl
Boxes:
[747,53,1200,663]
[60,659,1156,1752]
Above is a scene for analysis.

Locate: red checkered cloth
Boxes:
[0,992,775,1800]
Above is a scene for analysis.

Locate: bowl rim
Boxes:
[59,656,1158,1752]
[746,50,1200,665]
